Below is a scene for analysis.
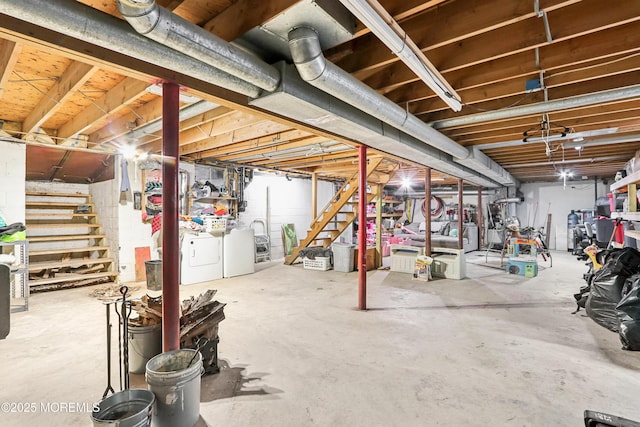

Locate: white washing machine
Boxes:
[180,232,223,285]
[223,228,255,278]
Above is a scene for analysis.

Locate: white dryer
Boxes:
[223,228,255,278]
[180,232,223,285]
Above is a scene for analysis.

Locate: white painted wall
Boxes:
[516,179,608,250]
[90,172,120,275]
[240,172,335,259]
[0,140,26,224]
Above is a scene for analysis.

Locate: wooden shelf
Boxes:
[610,169,640,192]
[614,212,640,221]
[194,197,237,203]
[30,246,110,256]
[625,229,640,240]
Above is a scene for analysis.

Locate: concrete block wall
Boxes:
[89,177,119,273]
[0,140,26,224]
[241,172,334,259]
[517,180,609,250]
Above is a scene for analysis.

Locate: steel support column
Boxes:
[458,178,464,250]
[162,81,180,352]
[477,186,484,250]
[424,168,432,257]
[358,146,367,310]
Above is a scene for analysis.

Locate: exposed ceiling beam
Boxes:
[0,39,21,98]
[57,77,149,139]
[179,121,292,156]
[203,0,299,41]
[23,61,97,134]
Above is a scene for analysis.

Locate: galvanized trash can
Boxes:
[128,324,162,374]
[146,349,203,427]
[144,260,162,291]
[91,389,155,427]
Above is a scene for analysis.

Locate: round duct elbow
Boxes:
[288,27,327,82]
[117,0,161,36]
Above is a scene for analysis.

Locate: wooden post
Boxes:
[311,172,318,219]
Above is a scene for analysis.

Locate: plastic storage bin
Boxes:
[303,257,331,271]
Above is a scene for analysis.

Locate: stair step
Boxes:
[29,257,113,272]
[30,246,110,256]
[26,201,94,208]
[26,213,96,219]
[29,271,117,287]
[26,192,91,198]
[26,224,101,229]
[29,234,105,242]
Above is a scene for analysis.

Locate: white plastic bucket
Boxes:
[128,324,162,374]
[91,389,154,427]
[145,349,203,427]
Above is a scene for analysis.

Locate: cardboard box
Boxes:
[353,247,379,271]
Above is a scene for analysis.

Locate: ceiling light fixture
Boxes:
[338,0,462,111]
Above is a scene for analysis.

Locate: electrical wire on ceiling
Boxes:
[461,91,536,113]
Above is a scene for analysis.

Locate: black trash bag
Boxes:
[607,247,640,277]
[619,316,640,351]
[572,284,590,314]
[585,263,626,332]
[617,275,640,320]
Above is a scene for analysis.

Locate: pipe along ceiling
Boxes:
[2,0,517,187]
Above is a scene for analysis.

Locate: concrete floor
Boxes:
[1,250,640,426]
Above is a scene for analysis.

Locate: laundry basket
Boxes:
[250,219,271,262]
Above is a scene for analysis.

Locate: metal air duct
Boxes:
[287,26,517,186]
[0,0,262,98]
[117,0,280,92]
[431,85,640,130]
[288,26,469,160]
[250,63,500,188]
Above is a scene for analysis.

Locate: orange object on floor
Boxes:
[135,246,151,282]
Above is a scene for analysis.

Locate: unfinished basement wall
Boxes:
[0,140,26,224]
[516,180,609,251]
[89,176,120,279]
[240,172,335,259]
[108,159,196,283]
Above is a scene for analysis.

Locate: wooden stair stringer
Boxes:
[285,157,383,264]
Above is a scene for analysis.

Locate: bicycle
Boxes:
[520,226,552,267]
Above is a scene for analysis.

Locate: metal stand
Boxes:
[250,219,271,262]
[102,303,115,398]
[113,286,132,391]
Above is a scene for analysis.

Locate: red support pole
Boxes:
[358,146,367,310]
[424,168,432,257]
[162,82,180,352]
[477,186,483,250]
[458,178,464,250]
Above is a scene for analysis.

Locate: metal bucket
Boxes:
[146,349,203,427]
[91,389,154,427]
[128,324,162,374]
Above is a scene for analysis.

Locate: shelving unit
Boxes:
[610,170,640,243]
[610,169,640,219]
[0,240,29,312]
[193,196,238,218]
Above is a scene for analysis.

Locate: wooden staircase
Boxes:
[25,192,118,292]
[285,157,383,265]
